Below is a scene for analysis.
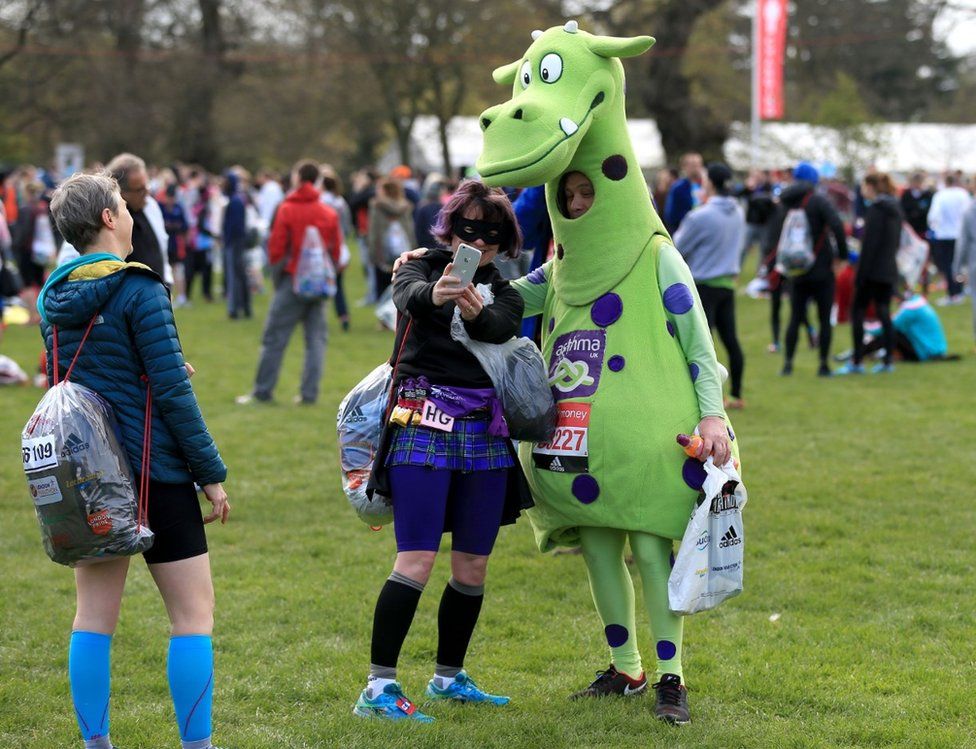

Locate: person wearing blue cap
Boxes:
[763,162,849,376]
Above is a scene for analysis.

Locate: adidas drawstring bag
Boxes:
[22,317,154,566]
[668,459,747,615]
[336,362,394,526]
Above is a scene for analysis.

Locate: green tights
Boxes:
[578,526,682,680]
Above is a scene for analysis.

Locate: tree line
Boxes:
[0,0,970,174]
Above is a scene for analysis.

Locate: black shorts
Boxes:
[139,478,208,564]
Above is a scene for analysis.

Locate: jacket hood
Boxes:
[780,182,814,208]
[224,171,239,196]
[39,254,156,326]
[871,193,901,216]
[375,196,412,217]
[286,182,321,204]
[706,195,739,214]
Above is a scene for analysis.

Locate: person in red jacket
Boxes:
[237,160,342,405]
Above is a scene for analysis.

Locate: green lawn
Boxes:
[1,255,974,748]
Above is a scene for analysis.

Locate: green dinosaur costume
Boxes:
[476,22,739,684]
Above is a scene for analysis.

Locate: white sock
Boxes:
[366,675,397,699]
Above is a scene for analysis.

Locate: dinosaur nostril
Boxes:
[590,92,605,109]
[513,109,523,120]
[480,117,492,131]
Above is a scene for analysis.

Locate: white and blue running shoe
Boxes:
[425,671,510,705]
[353,682,434,723]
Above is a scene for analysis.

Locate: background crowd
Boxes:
[1,153,974,398]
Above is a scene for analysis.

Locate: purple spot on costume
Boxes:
[663,283,694,315]
[572,474,600,504]
[590,293,623,327]
[608,355,625,372]
[605,624,629,648]
[681,458,706,491]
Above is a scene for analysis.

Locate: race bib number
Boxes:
[533,403,590,473]
[419,400,455,432]
[22,435,58,473]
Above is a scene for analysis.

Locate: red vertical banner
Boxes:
[757,0,788,120]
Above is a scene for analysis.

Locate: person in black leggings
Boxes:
[838,172,902,375]
[674,163,746,407]
[768,164,848,376]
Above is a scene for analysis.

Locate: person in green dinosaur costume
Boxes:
[475,21,739,724]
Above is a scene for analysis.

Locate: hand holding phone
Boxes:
[448,243,482,287]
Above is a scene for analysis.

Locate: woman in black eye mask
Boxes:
[354,179,532,722]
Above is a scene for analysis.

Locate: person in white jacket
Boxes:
[928,174,972,305]
[952,198,976,349]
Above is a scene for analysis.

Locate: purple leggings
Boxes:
[389,465,508,556]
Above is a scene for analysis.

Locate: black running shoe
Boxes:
[652,673,690,725]
[569,665,647,699]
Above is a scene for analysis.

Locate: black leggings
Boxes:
[696,284,744,399]
[852,280,894,366]
[785,276,834,365]
[771,278,813,347]
[864,330,918,361]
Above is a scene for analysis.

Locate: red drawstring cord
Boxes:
[52,315,151,530]
[51,315,97,386]
[138,377,152,531]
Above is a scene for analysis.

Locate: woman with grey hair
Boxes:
[38,172,229,749]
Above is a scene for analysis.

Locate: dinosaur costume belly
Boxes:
[519,242,703,550]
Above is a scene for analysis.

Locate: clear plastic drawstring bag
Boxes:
[23,380,153,566]
[450,284,557,442]
[336,362,394,526]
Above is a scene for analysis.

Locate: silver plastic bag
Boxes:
[450,285,557,442]
[22,381,154,566]
[336,362,394,526]
[668,459,747,615]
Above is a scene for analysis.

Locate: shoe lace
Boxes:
[652,677,683,706]
[589,665,618,687]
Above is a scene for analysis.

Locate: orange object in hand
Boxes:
[676,433,704,458]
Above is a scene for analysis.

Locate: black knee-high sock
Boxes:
[370,572,424,672]
[435,578,485,675]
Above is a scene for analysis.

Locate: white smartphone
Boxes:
[448,243,482,287]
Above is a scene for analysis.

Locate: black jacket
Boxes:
[857,195,902,286]
[763,182,849,282]
[900,188,933,238]
[389,248,525,387]
[367,248,533,525]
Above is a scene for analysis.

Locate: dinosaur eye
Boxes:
[519,60,531,88]
[540,53,563,84]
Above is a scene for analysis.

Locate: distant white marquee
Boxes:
[382,116,976,176]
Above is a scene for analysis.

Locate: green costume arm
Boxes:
[511,260,552,318]
[657,242,725,420]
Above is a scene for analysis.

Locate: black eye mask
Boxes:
[452,216,509,246]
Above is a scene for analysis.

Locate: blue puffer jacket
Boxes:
[38,255,227,486]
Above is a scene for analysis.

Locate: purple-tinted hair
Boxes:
[432,179,523,259]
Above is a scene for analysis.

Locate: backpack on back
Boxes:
[293,225,336,299]
[775,198,818,277]
[383,221,410,262]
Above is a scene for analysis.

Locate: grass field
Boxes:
[1,254,975,749]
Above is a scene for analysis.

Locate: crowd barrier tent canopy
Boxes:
[382,116,976,177]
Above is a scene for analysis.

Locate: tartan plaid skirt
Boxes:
[386,418,515,472]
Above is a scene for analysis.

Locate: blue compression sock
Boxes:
[167,635,214,748]
[68,631,112,744]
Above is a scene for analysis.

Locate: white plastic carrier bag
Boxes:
[336,362,394,526]
[293,226,337,299]
[896,222,929,288]
[668,458,747,615]
[449,284,557,442]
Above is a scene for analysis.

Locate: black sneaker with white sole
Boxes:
[569,664,647,699]
[652,673,690,724]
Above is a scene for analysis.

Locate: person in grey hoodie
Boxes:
[674,162,746,407]
[952,196,976,350]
